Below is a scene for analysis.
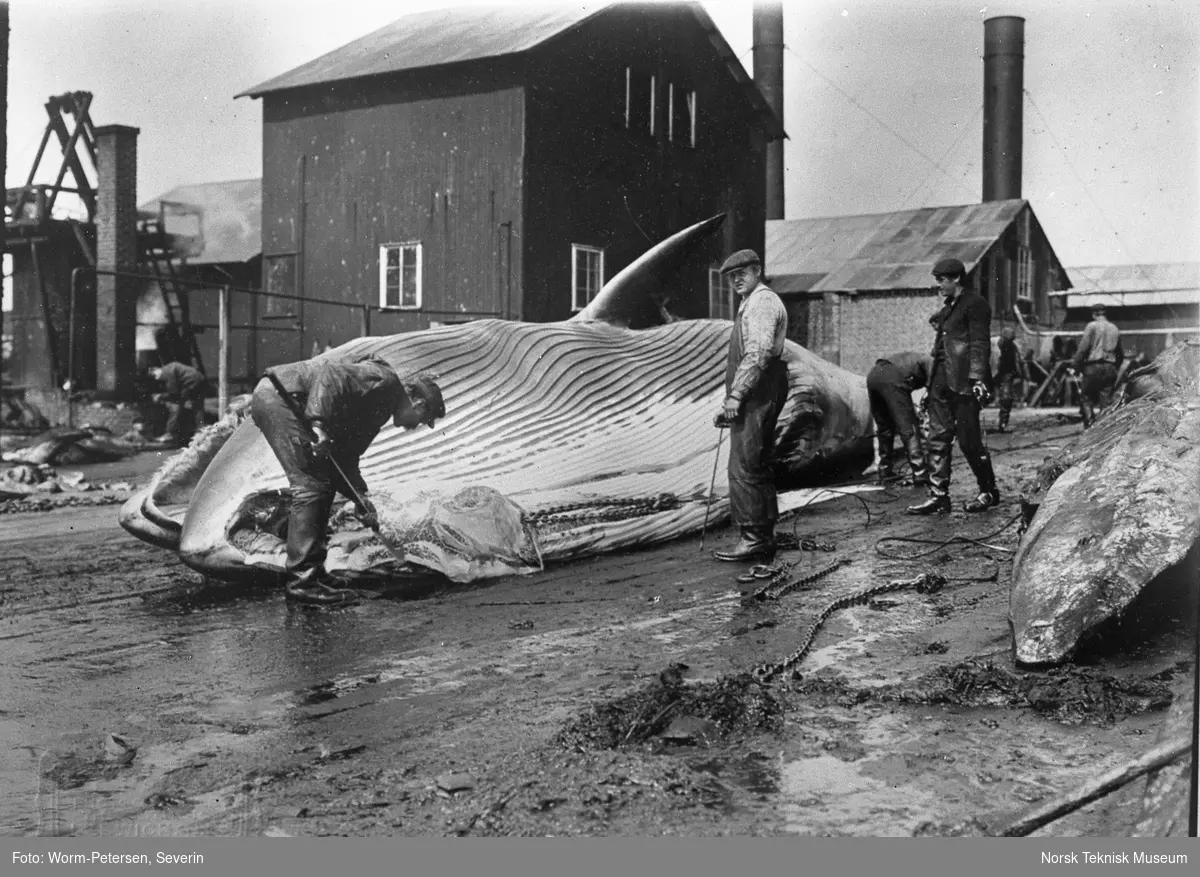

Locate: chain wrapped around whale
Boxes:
[521,493,681,527]
[751,571,947,683]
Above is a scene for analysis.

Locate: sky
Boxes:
[6,0,1199,273]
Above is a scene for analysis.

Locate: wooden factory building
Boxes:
[237,2,783,362]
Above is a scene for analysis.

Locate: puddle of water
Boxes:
[778,754,941,836]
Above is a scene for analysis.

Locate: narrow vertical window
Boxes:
[624,67,631,129]
[1016,246,1033,303]
[571,244,605,312]
[379,242,422,309]
[649,75,656,136]
[688,90,697,146]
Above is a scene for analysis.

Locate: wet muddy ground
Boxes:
[1,410,1195,837]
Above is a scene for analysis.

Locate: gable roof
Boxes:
[237,2,784,138]
[138,178,262,266]
[1053,262,1199,308]
[765,199,1055,294]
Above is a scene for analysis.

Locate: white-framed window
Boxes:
[669,83,697,147]
[708,269,736,320]
[379,242,422,310]
[1016,245,1033,302]
[571,244,605,312]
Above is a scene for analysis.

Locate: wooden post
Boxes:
[360,303,370,338]
[218,284,230,415]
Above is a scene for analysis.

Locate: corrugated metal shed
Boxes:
[766,199,1027,294]
[1054,262,1199,306]
[236,2,784,138]
[139,179,262,266]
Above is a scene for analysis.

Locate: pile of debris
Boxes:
[0,461,134,507]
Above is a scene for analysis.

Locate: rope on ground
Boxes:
[874,510,1024,561]
[781,486,879,533]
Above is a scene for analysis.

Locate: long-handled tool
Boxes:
[699,426,726,552]
[263,371,409,568]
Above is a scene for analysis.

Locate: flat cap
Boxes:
[719,249,761,275]
[404,374,446,427]
[931,258,966,278]
[1091,303,1107,314]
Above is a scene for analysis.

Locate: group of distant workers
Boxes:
[707,249,1123,563]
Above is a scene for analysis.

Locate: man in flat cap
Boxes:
[1069,303,1123,429]
[993,326,1027,433]
[712,248,789,562]
[251,355,445,605]
[908,257,1000,516]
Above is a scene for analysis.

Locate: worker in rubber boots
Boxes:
[250,356,445,606]
[994,326,1027,433]
[1070,304,1123,429]
[712,248,789,562]
[149,361,209,447]
[907,258,1000,516]
[866,351,932,486]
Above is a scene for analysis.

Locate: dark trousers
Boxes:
[1079,362,1118,426]
[249,378,337,577]
[996,373,1016,429]
[728,362,789,532]
[867,363,927,478]
[164,396,203,445]
[926,369,995,498]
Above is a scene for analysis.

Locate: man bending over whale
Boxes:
[250,356,445,605]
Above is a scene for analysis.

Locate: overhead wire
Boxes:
[899,103,983,209]
[1025,89,1147,276]
[783,44,979,203]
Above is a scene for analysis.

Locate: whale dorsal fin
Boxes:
[570,213,726,328]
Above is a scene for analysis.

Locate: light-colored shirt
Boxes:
[729,282,788,401]
[1073,317,1122,366]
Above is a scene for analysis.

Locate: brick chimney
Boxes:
[93,124,140,396]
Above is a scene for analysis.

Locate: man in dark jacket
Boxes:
[993,326,1026,433]
[250,355,445,604]
[149,361,209,447]
[908,258,999,515]
[866,351,932,486]
[712,248,789,562]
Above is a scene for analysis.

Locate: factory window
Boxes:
[709,269,736,320]
[379,243,422,310]
[625,67,654,136]
[1016,245,1033,303]
[669,82,697,147]
[571,244,605,312]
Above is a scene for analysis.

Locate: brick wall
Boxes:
[815,289,943,376]
[94,125,140,398]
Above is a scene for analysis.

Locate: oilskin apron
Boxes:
[725,307,789,530]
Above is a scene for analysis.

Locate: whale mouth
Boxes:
[189,485,545,586]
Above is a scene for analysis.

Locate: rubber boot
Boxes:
[906,494,951,516]
[713,526,775,562]
[963,455,1000,513]
[901,433,930,487]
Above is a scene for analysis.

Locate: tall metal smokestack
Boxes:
[753,2,785,219]
[982,16,1025,202]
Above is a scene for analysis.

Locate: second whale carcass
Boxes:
[120,215,874,584]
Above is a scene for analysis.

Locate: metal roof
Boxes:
[765,200,1029,294]
[139,179,262,266]
[1053,262,1199,296]
[236,2,784,138]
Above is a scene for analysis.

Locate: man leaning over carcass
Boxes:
[250,355,445,606]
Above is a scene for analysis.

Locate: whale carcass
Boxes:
[1009,341,1200,666]
[120,215,875,584]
